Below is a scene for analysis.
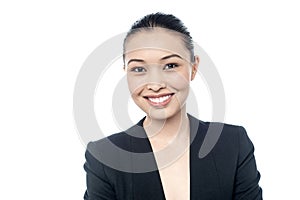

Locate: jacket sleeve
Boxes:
[234,126,263,200]
[83,142,117,200]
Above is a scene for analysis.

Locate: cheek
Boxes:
[165,71,190,90]
[165,71,190,107]
[127,75,147,95]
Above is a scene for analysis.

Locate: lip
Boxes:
[143,93,174,107]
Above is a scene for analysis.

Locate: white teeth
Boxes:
[148,95,171,103]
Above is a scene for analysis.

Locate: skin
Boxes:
[124,28,199,139]
[124,28,200,200]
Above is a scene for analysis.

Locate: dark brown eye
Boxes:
[163,63,179,70]
[130,67,146,73]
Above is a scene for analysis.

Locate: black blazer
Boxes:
[84,114,262,199]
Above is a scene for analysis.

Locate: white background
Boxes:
[1,0,299,199]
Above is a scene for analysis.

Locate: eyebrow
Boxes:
[126,54,183,66]
[127,59,145,66]
[160,54,183,60]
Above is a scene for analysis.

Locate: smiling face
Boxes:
[124,28,199,121]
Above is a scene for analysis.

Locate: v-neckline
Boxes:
[132,114,201,200]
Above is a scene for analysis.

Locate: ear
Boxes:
[191,55,200,81]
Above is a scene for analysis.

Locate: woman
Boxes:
[84,13,262,200]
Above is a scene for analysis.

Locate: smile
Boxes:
[144,93,174,107]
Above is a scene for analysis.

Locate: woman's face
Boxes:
[124,28,199,120]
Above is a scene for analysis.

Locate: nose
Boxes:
[145,67,166,91]
[146,82,166,91]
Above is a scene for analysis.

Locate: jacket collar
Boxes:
[128,114,220,199]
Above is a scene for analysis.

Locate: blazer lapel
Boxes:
[127,119,166,200]
[128,115,221,200]
[189,115,222,199]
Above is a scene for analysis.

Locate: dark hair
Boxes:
[123,12,195,62]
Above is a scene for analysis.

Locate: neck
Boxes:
[143,106,189,144]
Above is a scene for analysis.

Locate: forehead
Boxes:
[124,28,190,62]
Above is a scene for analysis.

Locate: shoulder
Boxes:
[189,113,246,137]
[198,118,250,145]
[91,131,131,148]
[86,131,132,163]
[88,117,146,150]
[194,116,252,158]
[217,122,249,143]
[210,122,255,167]
[195,118,256,168]
[214,122,253,150]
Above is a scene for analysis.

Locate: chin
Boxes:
[135,98,183,120]
[146,107,180,121]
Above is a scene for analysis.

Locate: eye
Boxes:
[163,63,179,70]
[130,67,147,73]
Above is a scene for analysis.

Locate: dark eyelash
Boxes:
[164,63,179,69]
[130,67,146,72]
